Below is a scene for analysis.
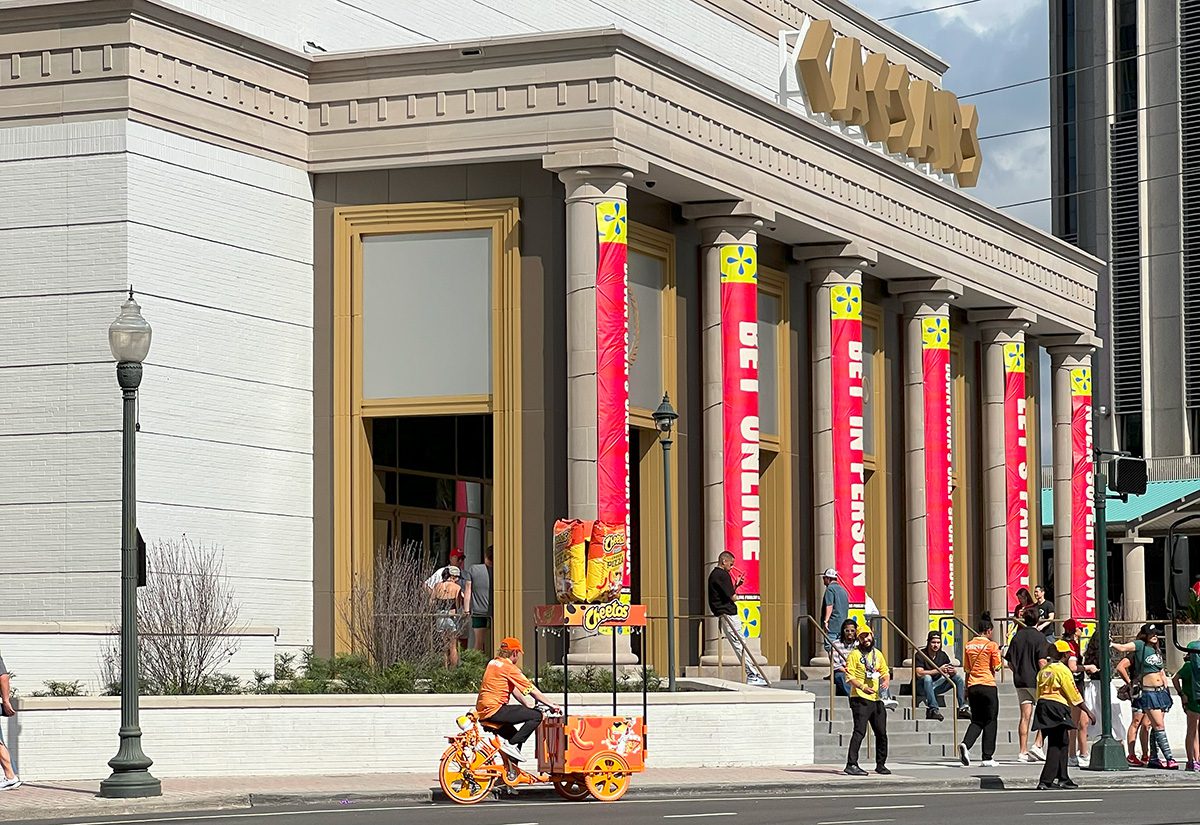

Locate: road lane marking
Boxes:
[663,815,738,819]
[855,805,923,810]
[1032,799,1103,804]
[819,819,893,825]
[1024,813,1095,818]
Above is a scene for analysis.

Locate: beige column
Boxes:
[972,309,1037,622]
[800,243,876,667]
[545,150,647,665]
[1045,338,1096,620]
[683,202,777,678]
[1117,533,1150,623]
[892,279,962,647]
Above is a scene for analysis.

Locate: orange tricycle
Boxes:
[438,601,649,804]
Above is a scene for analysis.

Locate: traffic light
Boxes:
[1109,456,1148,496]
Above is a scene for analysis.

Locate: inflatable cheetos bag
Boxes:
[585,521,627,603]
[552,519,588,603]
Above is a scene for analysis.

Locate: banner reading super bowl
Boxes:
[1003,343,1031,608]
[595,201,631,606]
[922,315,954,646]
[1070,367,1097,630]
[830,284,866,619]
[720,244,761,639]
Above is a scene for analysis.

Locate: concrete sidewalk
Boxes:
[9,762,1200,820]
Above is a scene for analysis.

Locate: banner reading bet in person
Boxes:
[1003,343,1031,610]
[720,244,761,639]
[830,283,866,622]
[1070,367,1096,632]
[595,200,631,619]
[922,315,955,648]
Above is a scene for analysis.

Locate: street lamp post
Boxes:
[1086,458,1127,771]
[652,394,679,692]
[100,289,161,799]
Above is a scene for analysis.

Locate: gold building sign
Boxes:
[784,19,982,188]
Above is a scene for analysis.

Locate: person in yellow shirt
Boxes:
[957,612,1003,767]
[842,629,891,777]
[1032,640,1096,789]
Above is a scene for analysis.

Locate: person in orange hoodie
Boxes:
[957,612,1004,767]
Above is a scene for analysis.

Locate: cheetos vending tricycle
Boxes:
[438,601,648,804]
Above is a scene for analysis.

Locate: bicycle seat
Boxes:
[480,719,504,731]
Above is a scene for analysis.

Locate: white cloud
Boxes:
[853,0,1043,37]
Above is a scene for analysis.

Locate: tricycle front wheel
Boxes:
[584,753,631,802]
[439,745,495,804]
[552,773,590,801]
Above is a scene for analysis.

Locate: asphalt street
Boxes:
[15,786,1200,825]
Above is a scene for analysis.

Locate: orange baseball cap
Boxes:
[500,636,523,653]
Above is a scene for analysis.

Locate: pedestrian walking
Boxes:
[820,568,849,653]
[463,545,493,652]
[1082,633,1127,743]
[1033,586,1056,643]
[843,628,891,777]
[431,566,465,668]
[1007,606,1049,762]
[1114,624,1178,769]
[1059,619,1088,767]
[1032,640,1095,790]
[0,650,20,790]
[1171,639,1200,771]
[915,631,968,721]
[707,551,767,686]
[831,619,858,696]
[958,612,1003,767]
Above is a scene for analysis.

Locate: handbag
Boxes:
[1117,681,1143,702]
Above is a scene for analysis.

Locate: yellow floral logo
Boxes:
[1070,367,1092,397]
[1003,342,1025,374]
[719,244,757,284]
[596,201,627,245]
[739,600,761,639]
[830,284,861,321]
[921,316,950,350]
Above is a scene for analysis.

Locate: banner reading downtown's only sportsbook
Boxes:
[595,200,631,599]
[721,244,761,637]
[831,284,866,618]
[1070,367,1097,628]
[1004,342,1031,608]
[922,315,954,646]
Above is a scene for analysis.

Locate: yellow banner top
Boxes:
[596,200,627,245]
[1070,366,1092,397]
[921,315,950,350]
[830,283,862,321]
[719,244,758,284]
[1003,342,1026,374]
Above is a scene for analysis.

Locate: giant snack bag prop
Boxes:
[553,518,588,603]
[585,521,627,603]
[552,519,628,604]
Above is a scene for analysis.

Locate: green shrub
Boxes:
[31,680,86,698]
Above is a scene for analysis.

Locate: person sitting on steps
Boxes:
[916,630,969,722]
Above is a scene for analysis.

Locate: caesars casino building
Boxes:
[0,0,1104,685]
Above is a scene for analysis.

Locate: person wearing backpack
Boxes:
[1171,639,1200,771]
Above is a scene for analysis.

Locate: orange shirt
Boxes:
[963,636,1002,687]
[476,657,533,719]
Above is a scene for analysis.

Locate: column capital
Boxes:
[1043,333,1102,363]
[544,149,648,200]
[970,307,1037,342]
[683,200,775,245]
[794,241,878,278]
[890,277,963,306]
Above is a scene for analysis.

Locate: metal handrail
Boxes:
[798,613,838,722]
[875,615,960,744]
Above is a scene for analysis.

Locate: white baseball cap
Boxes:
[821,568,838,579]
[447,565,462,577]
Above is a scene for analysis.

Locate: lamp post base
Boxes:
[1084,736,1130,771]
[100,769,162,799]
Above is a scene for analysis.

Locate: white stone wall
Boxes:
[0,120,315,678]
[5,689,815,780]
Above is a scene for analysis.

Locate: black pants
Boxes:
[1040,726,1071,786]
[486,705,543,746]
[961,685,999,760]
[847,697,888,768]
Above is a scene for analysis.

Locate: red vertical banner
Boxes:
[595,201,630,597]
[721,244,761,638]
[1070,367,1096,628]
[830,284,866,616]
[1003,342,1031,608]
[922,315,954,646]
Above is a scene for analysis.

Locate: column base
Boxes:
[563,627,639,666]
[99,769,162,798]
[1084,736,1130,772]
[686,664,783,683]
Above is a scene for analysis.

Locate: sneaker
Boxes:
[981,759,1000,767]
[1077,756,1090,769]
[844,764,868,777]
[498,739,525,762]
[1141,755,1151,766]
[926,708,944,721]
[1147,758,1165,770]
[1126,754,1143,767]
[1029,744,1046,761]
[957,706,972,720]
[875,766,892,775]
[958,743,971,767]
[882,697,899,711]
[1189,761,1200,772]
[1068,756,1079,768]
[1018,752,1034,763]
[0,776,20,790]
[747,675,768,687]
[1161,759,1180,770]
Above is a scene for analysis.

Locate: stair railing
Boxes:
[798,613,838,722]
[875,614,960,744]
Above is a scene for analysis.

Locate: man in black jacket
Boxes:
[1006,606,1049,762]
[707,551,767,686]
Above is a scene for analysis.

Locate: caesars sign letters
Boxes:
[830,283,867,621]
[794,18,981,188]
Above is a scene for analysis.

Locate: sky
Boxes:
[854,0,1056,456]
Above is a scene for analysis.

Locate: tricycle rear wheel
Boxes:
[439,745,495,804]
[552,774,590,801]
[584,753,630,802]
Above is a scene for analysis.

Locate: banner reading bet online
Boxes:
[830,284,866,619]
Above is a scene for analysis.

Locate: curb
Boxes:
[251,790,434,806]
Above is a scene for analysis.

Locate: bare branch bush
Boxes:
[101,536,244,694]
[342,539,452,667]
